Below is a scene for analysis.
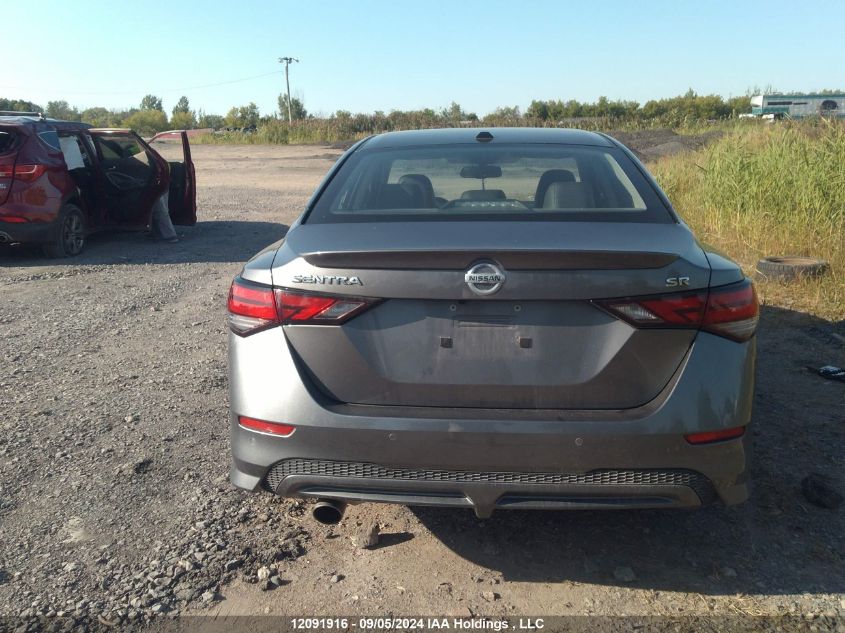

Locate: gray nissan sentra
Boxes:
[227,128,757,523]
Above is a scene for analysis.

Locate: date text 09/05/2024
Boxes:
[289,617,546,630]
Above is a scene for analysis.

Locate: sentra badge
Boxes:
[292,274,363,286]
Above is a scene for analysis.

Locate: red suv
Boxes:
[0,112,196,257]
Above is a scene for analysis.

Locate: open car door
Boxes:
[88,129,161,228]
[148,130,197,226]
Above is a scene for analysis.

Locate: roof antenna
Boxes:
[475,131,494,143]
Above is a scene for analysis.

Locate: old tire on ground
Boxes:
[43,204,86,258]
[755,256,829,281]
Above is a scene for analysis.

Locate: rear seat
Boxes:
[374,183,424,209]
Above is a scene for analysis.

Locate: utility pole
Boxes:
[278,56,299,124]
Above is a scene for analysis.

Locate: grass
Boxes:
[651,119,845,320]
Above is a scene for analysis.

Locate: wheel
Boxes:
[43,204,86,258]
[755,256,829,281]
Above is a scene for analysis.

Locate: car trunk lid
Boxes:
[274,221,714,409]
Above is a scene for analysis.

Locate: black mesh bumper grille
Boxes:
[263,458,717,503]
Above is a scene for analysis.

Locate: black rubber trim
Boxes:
[264,458,718,504]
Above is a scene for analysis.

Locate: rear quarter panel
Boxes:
[0,130,70,224]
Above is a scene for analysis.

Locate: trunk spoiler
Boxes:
[304,250,678,271]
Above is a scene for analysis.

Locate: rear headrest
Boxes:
[398,174,434,206]
[461,189,506,201]
[375,183,424,209]
[534,169,576,206]
[541,181,594,209]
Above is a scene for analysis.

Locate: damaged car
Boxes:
[227,128,758,523]
[0,112,195,257]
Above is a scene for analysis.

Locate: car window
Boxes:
[75,136,93,167]
[95,135,149,166]
[386,155,583,202]
[37,130,61,151]
[92,133,155,186]
[0,128,18,153]
[308,144,668,224]
[59,134,92,169]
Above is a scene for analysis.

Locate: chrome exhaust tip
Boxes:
[312,499,346,525]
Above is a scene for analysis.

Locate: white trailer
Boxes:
[750,94,845,119]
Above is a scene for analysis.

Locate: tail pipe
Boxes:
[312,499,346,525]
[0,233,10,244]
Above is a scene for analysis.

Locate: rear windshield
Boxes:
[307,143,672,224]
[0,128,18,154]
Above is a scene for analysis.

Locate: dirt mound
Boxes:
[328,139,357,151]
[608,128,723,161]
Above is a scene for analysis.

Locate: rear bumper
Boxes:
[229,328,755,517]
[264,459,715,517]
[0,218,57,244]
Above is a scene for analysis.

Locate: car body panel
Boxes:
[229,327,755,517]
[285,306,696,409]
[274,221,717,298]
[272,221,721,409]
[0,121,70,225]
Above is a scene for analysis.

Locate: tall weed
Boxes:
[652,120,845,319]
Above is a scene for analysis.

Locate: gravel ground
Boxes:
[0,143,843,632]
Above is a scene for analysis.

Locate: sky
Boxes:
[3,0,844,117]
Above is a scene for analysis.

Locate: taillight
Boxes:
[595,279,758,342]
[0,161,13,179]
[701,280,759,341]
[237,416,296,437]
[602,292,707,327]
[275,289,374,324]
[227,277,377,336]
[227,278,278,335]
[685,426,745,444]
[9,164,46,182]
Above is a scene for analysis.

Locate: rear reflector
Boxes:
[237,416,296,437]
[0,216,28,223]
[685,426,746,445]
[227,276,377,336]
[596,279,758,342]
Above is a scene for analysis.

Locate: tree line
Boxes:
[0,95,220,135]
[1,89,837,136]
